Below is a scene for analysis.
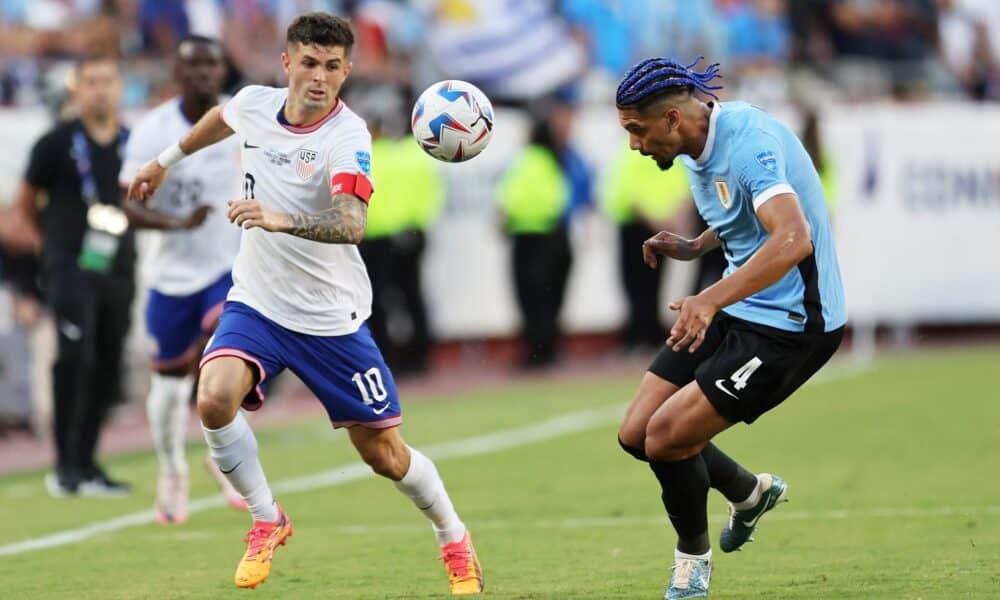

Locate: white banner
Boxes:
[826,103,1000,323]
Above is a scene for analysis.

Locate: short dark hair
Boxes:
[286,12,354,54]
[74,54,118,76]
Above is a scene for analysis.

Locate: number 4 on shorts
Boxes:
[730,357,763,390]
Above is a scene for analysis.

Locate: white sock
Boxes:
[675,548,712,561]
[147,374,192,476]
[394,446,466,545]
[202,412,278,523]
[733,474,764,511]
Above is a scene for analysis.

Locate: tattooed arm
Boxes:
[226,193,367,244]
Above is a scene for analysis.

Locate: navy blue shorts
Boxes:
[200,301,402,429]
[146,272,232,369]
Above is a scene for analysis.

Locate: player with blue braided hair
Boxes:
[613,57,847,599]
[616,56,723,106]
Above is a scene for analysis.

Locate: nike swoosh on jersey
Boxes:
[714,379,739,399]
[243,141,259,149]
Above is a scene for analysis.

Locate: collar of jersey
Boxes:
[694,101,721,165]
[276,97,343,134]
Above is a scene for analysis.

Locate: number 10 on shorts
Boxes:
[351,367,388,405]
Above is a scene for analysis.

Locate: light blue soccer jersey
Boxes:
[679,101,847,333]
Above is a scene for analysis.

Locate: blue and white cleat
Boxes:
[665,552,712,599]
[719,473,788,553]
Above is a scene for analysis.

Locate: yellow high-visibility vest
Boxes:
[498,144,568,234]
[601,144,689,224]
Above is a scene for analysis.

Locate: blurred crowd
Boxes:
[1,0,999,111]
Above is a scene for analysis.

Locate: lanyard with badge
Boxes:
[72,126,129,274]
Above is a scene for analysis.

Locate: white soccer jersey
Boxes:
[220,85,375,336]
[120,97,242,296]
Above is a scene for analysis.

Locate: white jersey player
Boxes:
[126,13,483,595]
[119,36,245,524]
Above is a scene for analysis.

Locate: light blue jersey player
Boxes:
[679,100,846,334]
[612,57,847,600]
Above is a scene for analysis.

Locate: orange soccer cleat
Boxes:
[439,531,484,595]
[233,504,293,589]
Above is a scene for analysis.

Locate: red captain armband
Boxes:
[330,172,373,204]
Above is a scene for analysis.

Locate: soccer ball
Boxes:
[411,80,494,162]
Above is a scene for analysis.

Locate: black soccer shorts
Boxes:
[648,311,844,424]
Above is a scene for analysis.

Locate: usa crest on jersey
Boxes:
[296,149,319,180]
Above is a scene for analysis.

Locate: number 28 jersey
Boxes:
[221,85,375,336]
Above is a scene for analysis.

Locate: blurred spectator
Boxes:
[727,0,791,70]
[12,56,135,497]
[220,0,284,84]
[352,0,425,83]
[936,0,999,99]
[602,143,690,352]
[139,0,190,56]
[636,0,727,66]
[561,0,636,77]
[800,108,839,213]
[798,0,940,98]
[0,249,36,433]
[498,101,591,368]
[414,0,587,102]
[725,0,792,104]
[360,85,444,376]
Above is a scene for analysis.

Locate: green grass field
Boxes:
[2,347,999,599]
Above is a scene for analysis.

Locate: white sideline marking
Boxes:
[140,505,1000,541]
[0,405,624,557]
[0,361,869,557]
[289,504,1000,536]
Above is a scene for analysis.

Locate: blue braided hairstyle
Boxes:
[615,56,723,109]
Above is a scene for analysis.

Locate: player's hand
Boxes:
[181,205,213,230]
[642,231,698,267]
[127,159,168,202]
[227,199,290,233]
[666,293,718,354]
[0,208,41,253]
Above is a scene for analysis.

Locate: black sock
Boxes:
[701,443,758,503]
[649,455,710,555]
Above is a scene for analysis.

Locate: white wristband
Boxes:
[156,142,187,168]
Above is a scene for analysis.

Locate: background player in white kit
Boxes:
[119,35,245,523]
[126,13,484,594]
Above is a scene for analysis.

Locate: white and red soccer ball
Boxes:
[411,80,494,163]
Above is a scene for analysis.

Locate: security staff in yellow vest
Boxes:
[802,110,838,214]
[499,108,587,369]
[602,142,691,351]
[360,130,443,375]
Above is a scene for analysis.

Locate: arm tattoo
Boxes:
[287,193,367,244]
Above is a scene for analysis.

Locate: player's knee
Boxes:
[196,375,241,428]
[644,430,698,463]
[618,434,648,462]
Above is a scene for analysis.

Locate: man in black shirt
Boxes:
[12,55,135,497]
